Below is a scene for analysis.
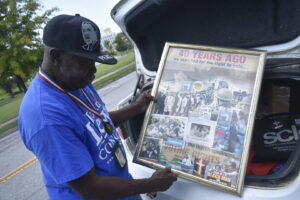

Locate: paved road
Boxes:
[0,72,137,200]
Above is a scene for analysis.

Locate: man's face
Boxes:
[82,22,98,45]
[56,51,96,91]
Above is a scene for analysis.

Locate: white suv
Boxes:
[111,0,300,199]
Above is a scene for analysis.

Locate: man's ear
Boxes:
[49,49,62,66]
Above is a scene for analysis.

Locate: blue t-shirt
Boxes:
[19,74,133,200]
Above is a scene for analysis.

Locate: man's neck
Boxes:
[40,66,69,91]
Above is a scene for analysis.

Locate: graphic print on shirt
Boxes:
[85,110,121,165]
[82,87,124,166]
[81,21,98,51]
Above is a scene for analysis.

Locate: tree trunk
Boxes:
[7,87,14,98]
[2,82,14,98]
[16,80,23,93]
[15,75,27,93]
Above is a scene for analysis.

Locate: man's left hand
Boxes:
[134,89,155,113]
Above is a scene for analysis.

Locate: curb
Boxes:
[0,127,18,140]
[94,66,135,90]
[0,117,18,129]
[92,62,134,84]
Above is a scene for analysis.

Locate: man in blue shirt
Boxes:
[18,14,177,200]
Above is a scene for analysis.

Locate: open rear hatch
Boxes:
[116,0,300,71]
[113,0,300,188]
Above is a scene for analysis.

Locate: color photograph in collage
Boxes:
[159,142,193,173]
[188,143,240,188]
[185,118,217,148]
[212,93,251,155]
[159,141,241,188]
[203,150,240,188]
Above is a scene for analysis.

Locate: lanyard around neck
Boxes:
[38,70,103,120]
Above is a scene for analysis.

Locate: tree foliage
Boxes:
[114,32,133,53]
[0,0,57,94]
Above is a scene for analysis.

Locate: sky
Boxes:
[40,0,122,33]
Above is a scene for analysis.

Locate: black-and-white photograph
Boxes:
[154,90,193,117]
[140,137,163,161]
[146,114,187,141]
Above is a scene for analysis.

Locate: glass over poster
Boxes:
[134,42,266,195]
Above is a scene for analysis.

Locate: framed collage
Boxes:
[134,42,266,195]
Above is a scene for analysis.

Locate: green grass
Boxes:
[93,64,135,88]
[0,87,22,99]
[0,93,23,107]
[0,94,24,124]
[0,89,7,97]
[0,120,18,135]
[95,51,134,79]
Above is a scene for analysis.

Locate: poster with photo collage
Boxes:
[134,43,266,196]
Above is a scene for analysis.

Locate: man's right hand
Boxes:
[67,167,177,200]
[148,167,177,192]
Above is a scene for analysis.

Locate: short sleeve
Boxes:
[30,125,94,184]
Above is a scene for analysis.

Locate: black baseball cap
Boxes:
[43,14,117,65]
